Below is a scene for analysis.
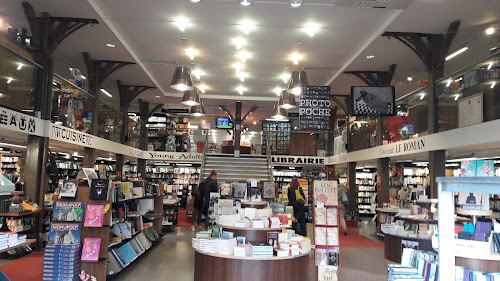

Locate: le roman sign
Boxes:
[299,86,331,130]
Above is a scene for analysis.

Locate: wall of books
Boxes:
[262,121,291,155]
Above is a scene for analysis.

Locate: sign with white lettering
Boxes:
[0,106,44,136]
[313,181,338,206]
[299,86,331,130]
[146,152,203,162]
[271,156,326,166]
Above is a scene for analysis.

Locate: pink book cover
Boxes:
[84,205,105,227]
[81,237,101,262]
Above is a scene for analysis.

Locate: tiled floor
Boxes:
[115,218,387,281]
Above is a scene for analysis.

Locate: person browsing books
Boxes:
[337,180,348,236]
[202,170,218,230]
[288,178,307,236]
[191,180,205,231]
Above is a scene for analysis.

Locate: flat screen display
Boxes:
[351,86,396,116]
[216,117,233,129]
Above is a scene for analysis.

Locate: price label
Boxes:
[74,208,83,215]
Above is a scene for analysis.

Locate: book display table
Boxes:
[384,233,434,263]
[238,200,268,209]
[217,224,289,243]
[194,250,309,281]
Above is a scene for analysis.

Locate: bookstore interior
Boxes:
[0,0,499,281]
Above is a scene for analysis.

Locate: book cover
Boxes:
[211,225,222,238]
[236,236,245,245]
[315,207,327,225]
[48,223,81,245]
[116,242,138,265]
[53,201,84,222]
[315,248,328,266]
[313,181,338,206]
[327,227,339,246]
[326,207,338,226]
[262,182,275,199]
[315,227,327,245]
[318,265,338,281]
[328,247,340,266]
[89,179,110,200]
[59,180,78,198]
[84,205,105,227]
[81,237,101,262]
[222,231,234,238]
[267,232,279,248]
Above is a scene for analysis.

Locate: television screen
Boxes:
[351,86,396,116]
[216,117,233,129]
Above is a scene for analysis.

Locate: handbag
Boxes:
[295,189,306,205]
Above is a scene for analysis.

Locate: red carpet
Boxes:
[339,229,383,248]
[0,251,44,281]
[178,209,206,228]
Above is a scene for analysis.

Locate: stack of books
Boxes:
[217,238,237,255]
[234,244,249,257]
[387,264,422,281]
[249,241,273,257]
[192,238,205,252]
[204,239,218,254]
[42,244,82,281]
[18,234,27,244]
[5,232,18,248]
[0,233,8,250]
[269,217,280,228]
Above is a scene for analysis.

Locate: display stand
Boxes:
[239,200,268,209]
[216,224,287,243]
[194,250,309,281]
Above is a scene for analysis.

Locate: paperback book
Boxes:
[53,201,84,222]
[267,232,279,248]
[81,237,101,262]
[315,207,327,225]
[315,248,328,266]
[326,207,338,226]
[211,225,222,238]
[315,227,327,246]
[59,180,78,198]
[328,247,340,266]
[327,227,339,246]
[84,205,105,227]
[90,179,110,200]
[48,223,81,245]
[318,265,338,281]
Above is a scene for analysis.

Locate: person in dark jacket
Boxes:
[191,180,205,231]
[202,170,218,230]
[288,178,307,236]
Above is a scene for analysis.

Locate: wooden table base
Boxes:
[194,251,309,281]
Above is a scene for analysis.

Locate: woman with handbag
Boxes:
[288,178,307,236]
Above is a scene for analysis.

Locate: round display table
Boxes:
[217,224,288,243]
[239,200,268,209]
[384,233,435,263]
[194,250,309,281]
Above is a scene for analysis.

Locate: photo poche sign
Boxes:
[299,86,331,130]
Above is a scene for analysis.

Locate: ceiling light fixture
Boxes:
[236,72,248,82]
[290,0,303,8]
[171,67,194,91]
[454,77,463,82]
[240,0,251,6]
[190,101,206,116]
[271,104,288,120]
[106,43,115,48]
[0,142,27,149]
[445,46,468,61]
[420,93,426,100]
[455,94,460,101]
[181,88,201,106]
[279,73,290,83]
[287,70,308,95]
[407,76,413,81]
[155,95,161,98]
[237,51,250,62]
[81,75,87,80]
[290,53,302,65]
[446,80,452,87]
[17,63,23,70]
[190,0,200,2]
[253,121,256,125]
[238,21,255,35]
[233,37,247,50]
[233,62,244,72]
[278,90,297,109]
[303,23,320,37]
[366,55,375,59]
[273,87,284,96]
[486,27,495,35]
[174,17,190,32]
[192,68,204,80]
[6,77,13,84]
[492,82,496,89]
[236,85,247,95]
[100,88,112,97]
[185,48,198,60]
[488,61,494,70]
[199,84,208,93]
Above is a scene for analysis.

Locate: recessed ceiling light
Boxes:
[185,48,198,60]
[6,78,13,84]
[407,76,413,81]
[366,55,375,59]
[273,87,283,96]
[199,84,208,93]
[155,95,161,98]
[106,43,115,48]
[81,75,87,80]
[233,62,244,72]
[279,73,290,83]
[290,0,303,8]
[445,47,468,61]
[190,0,200,2]
[233,37,247,50]
[290,53,303,65]
[253,121,256,125]
[237,51,250,62]
[236,72,248,82]
[487,61,494,70]
[17,63,23,70]
[492,82,496,89]
[446,79,452,87]
[174,17,190,32]
[303,23,319,37]
[236,85,247,95]
[100,88,112,97]
[192,68,204,80]
[486,27,495,35]
[240,0,251,6]
[238,20,255,35]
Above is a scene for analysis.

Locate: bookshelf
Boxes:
[356,168,376,215]
[262,121,291,155]
[147,115,190,151]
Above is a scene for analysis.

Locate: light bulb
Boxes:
[185,48,198,60]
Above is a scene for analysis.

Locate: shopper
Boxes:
[202,170,218,229]
[191,180,205,231]
[338,181,348,236]
[288,178,307,236]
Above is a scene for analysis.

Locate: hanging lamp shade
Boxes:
[287,70,308,95]
[181,88,201,106]
[170,66,194,91]
[271,103,288,120]
[190,101,206,117]
[278,90,297,109]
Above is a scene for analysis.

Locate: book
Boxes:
[328,247,339,266]
[315,207,327,225]
[211,225,222,238]
[116,242,138,265]
[326,207,338,226]
[327,227,339,246]
[112,222,132,239]
[315,248,328,266]
[236,236,245,245]
[59,180,78,198]
[262,182,275,199]
[48,223,81,245]
[315,227,327,245]
[89,179,110,200]
[318,265,338,281]
[84,205,105,227]
[53,201,84,222]
[267,232,279,248]
[81,238,101,262]
[222,231,234,238]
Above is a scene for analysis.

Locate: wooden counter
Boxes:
[194,250,309,281]
[239,200,268,209]
[217,224,288,243]
[384,233,435,263]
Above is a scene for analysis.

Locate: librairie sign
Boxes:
[147,152,203,162]
[271,156,326,166]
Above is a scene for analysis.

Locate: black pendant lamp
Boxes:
[181,88,201,106]
[271,103,288,120]
[171,66,194,91]
[287,70,308,96]
[278,90,297,109]
[190,101,206,117]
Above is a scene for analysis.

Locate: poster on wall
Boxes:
[299,86,331,130]
[351,86,395,116]
[313,181,338,206]
[458,92,483,128]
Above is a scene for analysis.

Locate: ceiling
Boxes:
[1,0,499,128]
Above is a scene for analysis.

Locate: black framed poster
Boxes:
[299,86,331,130]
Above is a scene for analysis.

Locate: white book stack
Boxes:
[217,238,237,255]
[249,242,273,257]
[235,220,251,228]
[278,233,288,243]
[256,209,272,219]
[269,218,280,228]
[7,233,18,247]
[0,233,8,250]
[204,239,218,254]
[196,231,211,238]
[220,215,241,227]
[234,244,249,257]
[251,220,265,229]
[192,238,206,252]
[244,208,257,220]
[276,249,289,257]
[18,234,26,244]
